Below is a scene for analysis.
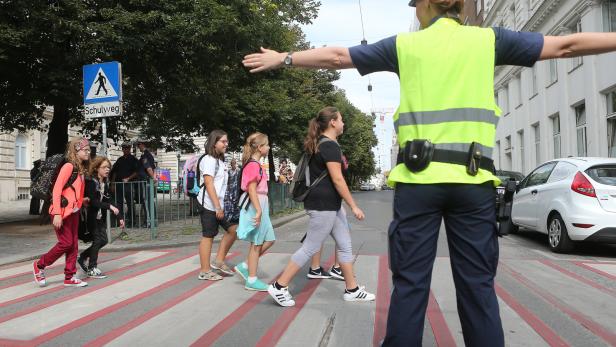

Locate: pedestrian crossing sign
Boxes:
[83,61,122,104]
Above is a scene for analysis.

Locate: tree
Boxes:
[0,0,321,156]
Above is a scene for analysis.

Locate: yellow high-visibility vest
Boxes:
[389,18,501,186]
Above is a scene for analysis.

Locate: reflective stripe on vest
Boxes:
[388,18,501,186]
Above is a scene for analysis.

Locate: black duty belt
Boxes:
[397,148,495,173]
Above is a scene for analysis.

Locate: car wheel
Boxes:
[547,214,574,253]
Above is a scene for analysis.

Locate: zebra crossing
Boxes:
[0,249,615,346]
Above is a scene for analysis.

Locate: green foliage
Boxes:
[0,0,375,180]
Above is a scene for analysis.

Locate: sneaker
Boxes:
[33,260,46,287]
[197,270,222,281]
[329,266,345,281]
[268,283,296,307]
[77,257,88,273]
[307,266,332,279]
[343,286,375,302]
[87,267,107,279]
[64,276,88,287]
[211,261,234,276]
[234,262,249,281]
[245,278,269,291]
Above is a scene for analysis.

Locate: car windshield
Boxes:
[586,165,616,186]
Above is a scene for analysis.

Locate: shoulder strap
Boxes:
[305,137,335,187]
[196,154,206,187]
[246,159,263,184]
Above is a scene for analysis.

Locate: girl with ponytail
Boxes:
[234,132,275,291]
[267,107,375,307]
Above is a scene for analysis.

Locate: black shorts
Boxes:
[199,209,238,238]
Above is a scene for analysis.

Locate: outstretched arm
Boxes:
[242,47,354,73]
[540,32,616,60]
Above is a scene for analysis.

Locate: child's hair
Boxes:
[242,132,269,165]
[204,129,227,160]
[304,107,339,155]
[89,156,112,181]
[65,137,89,175]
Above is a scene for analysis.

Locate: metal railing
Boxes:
[106,179,300,242]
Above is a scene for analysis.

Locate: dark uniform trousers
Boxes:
[383,182,504,347]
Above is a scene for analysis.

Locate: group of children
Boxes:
[197,106,375,306]
[33,138,124,288]
[32,106,375,307]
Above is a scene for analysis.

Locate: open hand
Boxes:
[242,47,285,73]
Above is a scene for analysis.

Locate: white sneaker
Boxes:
[268,284,296,307]
[343,286,375,302]
[64,276,88,287]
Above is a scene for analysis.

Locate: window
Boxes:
[552,115,561,159]
[547,162,577,184]
[518,130,525,174]
[516,74,523,107]
[548,59,558,85]
[476,0,483,16]
[14,134,28,169]
[575,103,587,157]
[531,65,538,96]
[606,90,616,157]
[570,20,583,70]
[523,162,557,189]
[533,123,541,166]
[496,140,501,169]
[505,135,512,169]
[500,86,510,114]
[603,0,616,32]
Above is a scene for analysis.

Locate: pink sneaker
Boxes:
[33,260,46,287]
[64,276,88,287]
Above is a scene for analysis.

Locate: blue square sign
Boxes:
[83,62,122,104]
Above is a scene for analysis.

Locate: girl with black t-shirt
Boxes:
[267,107,375,307]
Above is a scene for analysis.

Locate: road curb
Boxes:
[0,210,307,267]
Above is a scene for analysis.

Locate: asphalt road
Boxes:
[0,191,615,346]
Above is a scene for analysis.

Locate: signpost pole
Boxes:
[101,117,107,157]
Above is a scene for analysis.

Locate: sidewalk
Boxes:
[0,199,38,224]
[0,210,307,266]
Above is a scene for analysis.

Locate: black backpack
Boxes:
[30,154,78,203]
[290,137,334,202]
[237,159,263,210]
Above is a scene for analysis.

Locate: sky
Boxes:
[301,0,417,171]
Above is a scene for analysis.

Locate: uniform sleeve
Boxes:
[240,162,261,191]
[493,27,544,67]
[348,35,399,76]
[319,142,343,164]
[141,155,152,170]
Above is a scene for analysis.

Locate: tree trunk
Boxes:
[45,103,70,158]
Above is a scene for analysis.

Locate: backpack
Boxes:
[30,154,79,203]
[238,159,263,210]
[183,154,202,198]
[290,137,334,202]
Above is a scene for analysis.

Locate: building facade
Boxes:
[485,0,616,175]
[462,0,486,25]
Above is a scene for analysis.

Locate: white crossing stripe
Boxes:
[431,258,548,347]
[504,259,616,332]
[0,259,66,281]
[103,253,289,346]
[0,254,200,340]
[583,263,616,277]
[0,251,164,306]
[320,255,379,347]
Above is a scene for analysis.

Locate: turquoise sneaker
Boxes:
[245,278,269,291]
[234,262,249,281]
